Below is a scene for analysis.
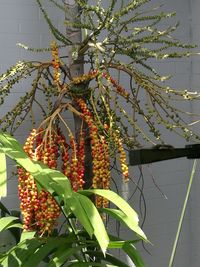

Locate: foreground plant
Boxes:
[0,132,147,266]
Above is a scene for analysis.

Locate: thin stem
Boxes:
[168,160,198,267]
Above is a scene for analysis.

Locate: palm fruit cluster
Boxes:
[51,41,61,88]
[18,126,86,235]
[61,130,85,191]
[76,97,129,207]
[102,72,130,99]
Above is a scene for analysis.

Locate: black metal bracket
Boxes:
[129,144,200,166]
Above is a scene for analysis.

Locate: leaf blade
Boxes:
[123,243,145,267]
[63,193,94,238]
[100,208,146,241]
[0,216,22,232]
[76,192,109,253]
[79,189,147,241]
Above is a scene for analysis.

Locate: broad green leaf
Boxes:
[0,208,21,243]
[0,132,38,174]
[108,240,137,249]
[50,176,71,198]
[5,223,22,229]
[0,133,50,182]
[63,194,94,238]
[34,161,72,197]
[108,234,140,247]
[0,216,22,245]
[46,245,86,267]
[79,189,138,222]
[0,216,22,232]
[49,181,65,199]
[0,239,43,267]
[0,133,16,149]
[22,237,77,267]
[79,189,147,241]
[20,231,36,242]
[0,132,72,200]
[23,241,61,267]
[32,162,61,195]
[100,208,147,240]
[0,254,20,267]
[0,144,38,175]
[107,235,145,267]
[3,132,72,195]
[76,192,109,254]
[0,153,7,198]
[123,243,145,267]
[89,242,145,267]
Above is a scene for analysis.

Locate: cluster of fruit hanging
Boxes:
[18,126,86,235]
[18,41,130,235]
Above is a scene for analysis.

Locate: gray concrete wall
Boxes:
[0,1,199,266]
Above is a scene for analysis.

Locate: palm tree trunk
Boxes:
[64,0,93,189]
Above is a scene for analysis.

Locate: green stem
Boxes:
[168,159,198,267]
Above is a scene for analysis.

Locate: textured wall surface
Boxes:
[0,1,199,266]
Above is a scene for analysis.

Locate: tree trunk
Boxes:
[64,0,93,189]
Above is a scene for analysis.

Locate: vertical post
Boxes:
[168,160,197,267]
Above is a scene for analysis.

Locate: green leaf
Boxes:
[49,173,72,198]
[0,207,21,243]
[20,231,36,242]
[22,237,77,267]
[0,133,38,175]
[0,133,47,176]
[46,244,86,267]
[0,153,7,198]
[0,132,72,201]
[0,254,20,267]
[5,223,22,229]
[63,194,94,238]
[0,216,22,232]
[100,208,147,241]
[123,243,145,267]
[0,133,15,149]
[108,239,137,249]
[0,239,43,267]
[79,189,138,221]
[76,192,109,254]
[33,162,67,197]
[79,189,147,241]
[108,235,145,267]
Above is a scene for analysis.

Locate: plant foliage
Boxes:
[0,132,146,266]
